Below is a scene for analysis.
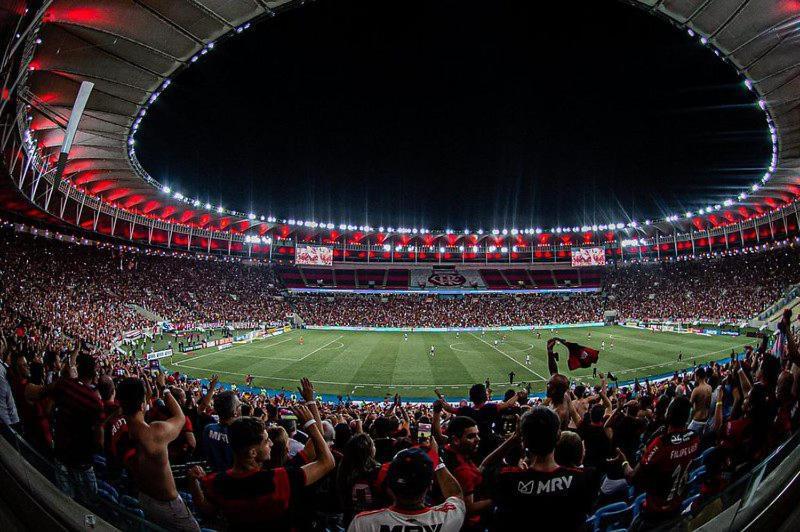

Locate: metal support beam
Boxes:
[59,194,67,219]
[110,207,120,236]
[76,193,86,225]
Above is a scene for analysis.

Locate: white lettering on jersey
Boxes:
[517,476,574,495]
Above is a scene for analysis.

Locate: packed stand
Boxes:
[602,248,800,322]
[0,230,290,352]
[2,304,800,531]
[290,293,604,328]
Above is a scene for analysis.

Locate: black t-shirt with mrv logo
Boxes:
[492,465,594,532]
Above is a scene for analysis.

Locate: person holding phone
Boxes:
[440,416,490,531]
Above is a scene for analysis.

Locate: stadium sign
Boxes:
[180,344,203,353]
[146,348,173,361]
[428,273,466,287]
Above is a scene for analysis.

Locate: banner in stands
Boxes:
[180,344,203,353]
[428,269,466,287]
[571,247,606,267]
[295,245,333,266]
[306,322,605,333]
[145,348,173,361]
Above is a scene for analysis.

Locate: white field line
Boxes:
[468,333,547,380]
[174,335,295,365]
[297,335,345,361]
[172,334,747,390]
[571,342,751,378]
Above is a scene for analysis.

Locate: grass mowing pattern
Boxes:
[161,326,746,399]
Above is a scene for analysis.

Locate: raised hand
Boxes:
[187,465,206,480]
[292,403,313,425]
[298,377,315,402]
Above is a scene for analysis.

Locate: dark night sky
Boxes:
[137,0,771,230]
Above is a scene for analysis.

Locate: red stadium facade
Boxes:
[0,1,799,265]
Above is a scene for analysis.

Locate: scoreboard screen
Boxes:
[295,245,333,266]
[571,247,606,267]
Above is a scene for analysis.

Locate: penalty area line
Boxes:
[468,332,547,381]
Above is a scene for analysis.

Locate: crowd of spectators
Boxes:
[290,293,604,328]
[3,230,800,346]
[1,310,799,531]
[603,248,800,322]
[0,230,290,351]
[1,228,800,530]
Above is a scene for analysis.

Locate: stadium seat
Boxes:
[98,480,119,501]
[632,493,646,517]
[590,502,629,532]
[120,495,141,510]
[98,488,118,505]
[700,446,717,464]
[687,466,706,496]
[595,505,634,532]
[681,494,701,515]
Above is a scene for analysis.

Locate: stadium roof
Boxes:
[11,0,800,239]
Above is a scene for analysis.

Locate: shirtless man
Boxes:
[117,376,200,531]
[545,339,581,429]
[688,366,711,436]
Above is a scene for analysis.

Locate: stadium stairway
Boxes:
[127,304,164,323]
[764,296,800,325]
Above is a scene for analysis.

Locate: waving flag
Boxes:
[564,341,600,371]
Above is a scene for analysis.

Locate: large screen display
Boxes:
[571,247,606,267]
[295,245,333,266]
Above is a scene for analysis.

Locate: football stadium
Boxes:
[3,1,800,531]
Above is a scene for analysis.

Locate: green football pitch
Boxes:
[160,326,746,399]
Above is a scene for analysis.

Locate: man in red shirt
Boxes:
[623,395,699,530]
[188,404,334,530]
[51,353,104,504]
[487,407,594,531]
[437,383,521,457]
[440,416,489,530]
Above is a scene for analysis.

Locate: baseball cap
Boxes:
[387,447,434,498]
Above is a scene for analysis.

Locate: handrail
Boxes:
[0,427,116,531]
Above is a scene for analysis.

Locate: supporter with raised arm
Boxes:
[51,352,104,504]
[441,416,491,530]
[201,389,241,471]
[116,376,200,531]
[622,395,699,530]
[689,366,712,436]
[188,404,335,529]
[545,338,579,428]
[435,383,520,457]
[346,442,465,532]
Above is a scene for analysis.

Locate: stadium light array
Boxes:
[107,10,784,243]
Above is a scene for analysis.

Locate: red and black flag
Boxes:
[564,341,600,371]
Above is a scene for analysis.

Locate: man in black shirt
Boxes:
[486,407,594,531]
[437,383,521,458]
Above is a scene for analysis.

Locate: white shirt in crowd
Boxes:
[347,497,465,532]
